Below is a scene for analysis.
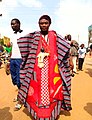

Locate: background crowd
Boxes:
[0,15,92,120]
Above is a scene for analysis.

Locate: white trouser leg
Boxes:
[72,56,77,72]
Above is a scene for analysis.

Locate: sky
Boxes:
[0,0,92,47]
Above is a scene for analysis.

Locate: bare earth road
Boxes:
[0,54,92,120]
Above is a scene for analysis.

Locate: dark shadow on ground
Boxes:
[23,108,33,119]
[85,68,92,77]
[84,103,92,116]
[0,107,13,120]
[60,110,71,116]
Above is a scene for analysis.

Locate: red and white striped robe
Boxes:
[17,30,72,112]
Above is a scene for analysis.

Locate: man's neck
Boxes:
[14,29,23,34]
[40,31,48,36]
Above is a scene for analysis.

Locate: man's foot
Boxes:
[14,103,22,111]
[13,97,18,102]
[71,74,75,77]
[77,69,80,71]
[81,69,83,71]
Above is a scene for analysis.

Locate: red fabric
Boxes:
[26,31,63,118]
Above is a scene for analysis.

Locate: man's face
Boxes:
[39,19,50,32]
[11,20,20,32]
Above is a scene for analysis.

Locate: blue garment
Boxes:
[10,58,22,89]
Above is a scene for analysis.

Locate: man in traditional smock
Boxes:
[17,15,72,120]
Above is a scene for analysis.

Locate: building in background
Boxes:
[88,25,92,47]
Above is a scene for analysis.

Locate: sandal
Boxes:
[14,104,22,111]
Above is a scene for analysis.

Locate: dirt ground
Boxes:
[0,54,92,120]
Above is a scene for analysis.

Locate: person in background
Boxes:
[0,44,4,68]
[9,18,25,108]
[78,44,86,71]
[89,44,92,56]
[66,34,76,77]
[70,40,79,74]
[66,34,72,44]
[0,44,4,52]
[3,42,12,75]
[3,42,12,62]
[17,15,72,120]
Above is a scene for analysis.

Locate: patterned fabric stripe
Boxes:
[17,36,33,50]
[21,86,27,94]
[63,89,71,95]
[18,32,40,103]
[57,34,70,49]
[63,83,71,91]
[66,78,71,84]
[59,67,71,84]
[18,83,30,103]
[57,42,70,58]
[18,89,27,100]
[56,34,70,65]
[58,50,65,60]
[61,100,72,110]
[63,77,71,86]
[18,93,25,102]
[62,81,71,93]
[60,65,70,76]
[66,73,71,78]
[20,85,29,94]
[21,78,30,86]
[20,72,26,78]
[58,43,69,53]
[57,35,71,110]
[26,72,33,81]
[26,58,35,64]
[63,59,70,66]
[17,32,40,64]
[26,101,62,120]
[63,95,71,100]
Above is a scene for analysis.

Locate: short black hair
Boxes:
[67,34,72,41]
[11,18,20,24]
[39,15,51,24]
[90,44,92,49]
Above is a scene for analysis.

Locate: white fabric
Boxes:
[72,56,77,72]
[42,35,48,42]
[10,31,25,58]
[78,48,86,58]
